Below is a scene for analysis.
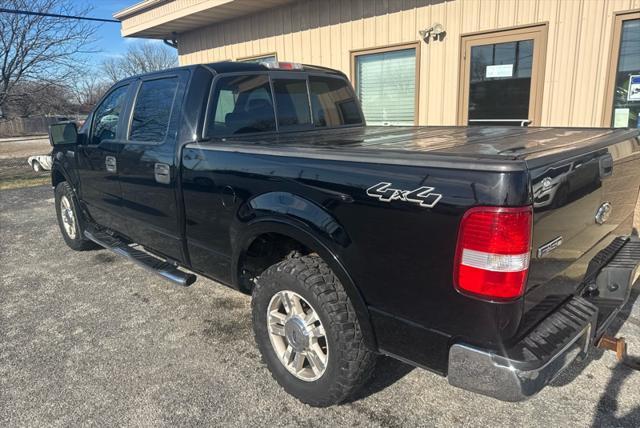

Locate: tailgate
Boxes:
[522,133,640,332]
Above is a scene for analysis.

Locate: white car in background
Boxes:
[27,154,52,172]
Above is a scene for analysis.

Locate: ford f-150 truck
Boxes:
[48,61,640,407]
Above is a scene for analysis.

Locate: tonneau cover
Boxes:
[207,126,640,167]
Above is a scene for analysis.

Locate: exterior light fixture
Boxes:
[419,23,445,42]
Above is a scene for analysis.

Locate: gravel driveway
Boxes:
[1,185,639,427]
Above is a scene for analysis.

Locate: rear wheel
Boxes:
[54,182,98,251]
[252,255,375,407]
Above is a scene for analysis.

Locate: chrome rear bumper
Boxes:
[448,298,596,402]
[448,236,640,401]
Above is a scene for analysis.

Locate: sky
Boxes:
[76,1,161,63]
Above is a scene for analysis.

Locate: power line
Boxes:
[0,8,119,23]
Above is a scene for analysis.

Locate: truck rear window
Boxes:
[272,78,312,130]
[205,73,363,137]
[206,75,277,136]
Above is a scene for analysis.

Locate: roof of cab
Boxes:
[117,61,347,83]
[202,61,346,76]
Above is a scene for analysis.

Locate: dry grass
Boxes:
[0,176,49,190]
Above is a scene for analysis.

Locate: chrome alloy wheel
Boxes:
[60,195,77,239]
[267,290,329,381]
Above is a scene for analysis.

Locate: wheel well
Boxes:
[52,169,65,187]
[238,233,312,293]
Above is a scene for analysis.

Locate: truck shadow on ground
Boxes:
[551,285,640,387]
[550,284,640,426]
[348,355,415,402]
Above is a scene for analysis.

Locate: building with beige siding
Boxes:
[115,0,640,129]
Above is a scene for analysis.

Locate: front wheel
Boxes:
[252,255,375,407]
[54,182,98,251]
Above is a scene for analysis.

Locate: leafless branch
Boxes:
[0,0,98,115]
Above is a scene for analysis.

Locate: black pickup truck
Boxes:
[48,61,640,406]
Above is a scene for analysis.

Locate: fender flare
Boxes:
[51,163,72,188]
[232,216,377,350]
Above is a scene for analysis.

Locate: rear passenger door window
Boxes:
[129,77,179,143]
[272,78,312,130]
[206,74,276,136]
[309,76,363,127]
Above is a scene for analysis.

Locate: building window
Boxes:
[353,45,418,126]
[239,54,278,66]
[608,12,640,128]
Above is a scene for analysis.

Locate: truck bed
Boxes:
[186,125,640,355]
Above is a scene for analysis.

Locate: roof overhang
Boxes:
[114,0,296,39]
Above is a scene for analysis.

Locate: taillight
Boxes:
[453,206,532,300]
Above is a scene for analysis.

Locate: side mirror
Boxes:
[48,122,78,146]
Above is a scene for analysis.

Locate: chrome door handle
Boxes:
[105,156,117,173]
[154,163,171,184]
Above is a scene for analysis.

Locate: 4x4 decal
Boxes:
[366,182,443,208]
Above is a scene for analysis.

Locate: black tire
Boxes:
[54,182,98,251]
[252,255,376,407]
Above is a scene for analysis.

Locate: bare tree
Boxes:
[0,0,97,116]
[102,42,178,83]
[71,74,111,114]
[7,80,76,116]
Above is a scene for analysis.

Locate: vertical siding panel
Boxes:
[515,0,537,26]
[401,0,416,43]
[319,1,332,64]
[375,0,389,47]
[291,2,303,63]
[537,0,560,126]
[213,24,222,61]
[177,34,187,65]
[258,10,268,55]
[567,0,587,125]
[440,0,460,125]
[549,0,582,126]
[330,0,342,70]
[461,0,479,33]
[351,0,364,53]
[425,0,446,124]
[571,0,604,126]
[340,0,352,74]
[496,0,517,28]
[266,9,277,57]
[388,0,403,44]
[478,0,499,31]
[363,2,376,50]
[415,0,430,124]
[309,0,321,64]
[297,1,310,64]
[275,8,285,61]
[282,5,293,61]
